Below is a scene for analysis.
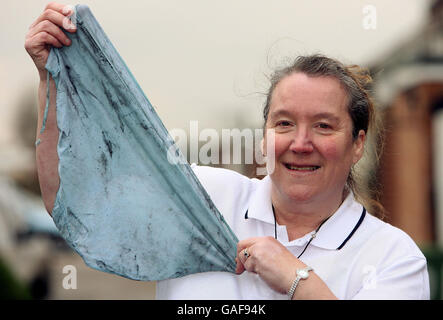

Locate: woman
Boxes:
[25,3,429,299]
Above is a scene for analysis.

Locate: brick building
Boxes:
[371,0,443,246]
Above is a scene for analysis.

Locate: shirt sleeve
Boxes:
[352,255,430,300]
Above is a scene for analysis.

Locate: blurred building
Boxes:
[371,0,443,246]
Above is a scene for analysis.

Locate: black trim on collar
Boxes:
[336,207,366,250]
[243,206,366,251]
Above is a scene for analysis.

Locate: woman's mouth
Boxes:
[284,164,321,171]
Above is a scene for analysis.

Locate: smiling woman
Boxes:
[263,55,382,218]
[265,72,365,230]
[25,3,429,300]
[158,56,430,300]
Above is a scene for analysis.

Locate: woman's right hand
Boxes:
[25,2,77,81]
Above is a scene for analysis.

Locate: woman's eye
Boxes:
[277,121,291,127]
[317,123,331,129]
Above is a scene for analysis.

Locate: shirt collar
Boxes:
[246,175,275,224]
[246,176,365,250]
[310,193,365,250]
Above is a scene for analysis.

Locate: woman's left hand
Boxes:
[235,236,307,295]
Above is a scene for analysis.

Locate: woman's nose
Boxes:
[288,127,314,154]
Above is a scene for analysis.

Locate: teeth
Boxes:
[286,165,319,171]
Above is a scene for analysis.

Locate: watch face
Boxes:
[298,270,309,279]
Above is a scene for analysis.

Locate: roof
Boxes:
[370,0,443,106]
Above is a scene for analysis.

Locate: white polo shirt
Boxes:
[156,165,430,300]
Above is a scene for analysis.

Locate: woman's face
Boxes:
[264,72,365,205]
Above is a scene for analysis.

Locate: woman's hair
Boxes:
[263,54,385,219]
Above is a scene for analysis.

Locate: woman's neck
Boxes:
[271,189,348,241]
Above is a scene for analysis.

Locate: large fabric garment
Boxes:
[44,4,238,281]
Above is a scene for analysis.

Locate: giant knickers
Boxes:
[44,4,238,281]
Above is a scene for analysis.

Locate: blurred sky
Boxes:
[0,0,432,147]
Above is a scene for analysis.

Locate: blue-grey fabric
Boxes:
[45,4,238,281]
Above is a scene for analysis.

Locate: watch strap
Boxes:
[287,266,313,299]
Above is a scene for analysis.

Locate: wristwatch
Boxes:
[287,266,313,299]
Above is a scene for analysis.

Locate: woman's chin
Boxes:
[283,189,318,204]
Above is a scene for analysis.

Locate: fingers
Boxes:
[236,237,261,256]
[235,238,257,274]
[235,237,304,295]
[29,7,76,33]
[27,20,71,46]
[238,248,249,268]
[236,245,258,275]
[235,249,250,274]
[235,236,280,275]
[35,31,64,49]
[25,3,77,74]
[46,1,70,13]
[235,257,245,274]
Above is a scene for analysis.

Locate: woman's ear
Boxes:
[352,130,366,164]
